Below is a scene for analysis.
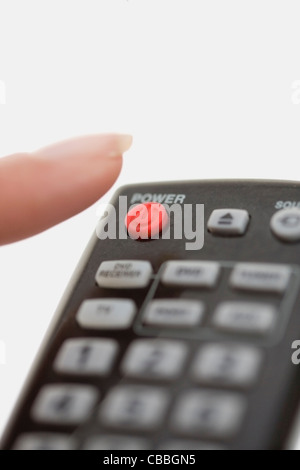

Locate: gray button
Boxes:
[230,263,291,293]
[159,440,225,450]
[207,209,249,235]
[54,338,118,375]
[191,343,262,387]
[270,208,300,242]
[121,339,188,380]
[31,384,98,424]
[83,435,149,450]
[13,433,76,450]
[213,302,277,335]
[143,299,205,328]
[76,299,136,330]
[172,390,246,438]
[161,261,220,287]
[95,260,152,288]
[99,385,169,431]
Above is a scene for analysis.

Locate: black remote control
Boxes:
[2,179,300,450]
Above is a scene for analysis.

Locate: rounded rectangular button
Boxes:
[95,260,152,289]
[230,263,291,293]
[54,338,118,376]
[31,384,98,425]
[99,385,169,431]
[158,440,225,450]
[83,435,149,450]
[76,299,136,330]
[13,433,76,450]
[213,301,277,335]
[143,299,205,328]
[191,343,262,387]
[172,390,246,438]
[161,261,220,287]
[121,339,188,380]
[207,209,250,235]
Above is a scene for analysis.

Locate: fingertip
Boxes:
[0,133,131,244]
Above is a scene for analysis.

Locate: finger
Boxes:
[0,133,132,245]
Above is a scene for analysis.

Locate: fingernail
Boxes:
[32,133,133,161]
[107,134,133,158]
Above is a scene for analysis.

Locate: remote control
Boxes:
[2,179,300,450]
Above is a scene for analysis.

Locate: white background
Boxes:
[1,0,300,446]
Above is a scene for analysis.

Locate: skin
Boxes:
[0,133,132,245]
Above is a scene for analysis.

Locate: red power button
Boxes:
[125,202,169,240]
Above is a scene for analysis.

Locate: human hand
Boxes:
[0,133,132,245]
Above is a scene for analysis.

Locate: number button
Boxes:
[171,390,246,439]
[99,385,169,431]
[191,343,262,387]
[159,439,225,450]
[54,338,118,376]
[83,435,149,450]
[121,339,188,380]
[13,433,76,450]
[31,384,98,425]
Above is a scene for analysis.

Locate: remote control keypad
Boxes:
[23,256,297,450]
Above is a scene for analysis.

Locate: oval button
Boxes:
[270,208,300,242]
